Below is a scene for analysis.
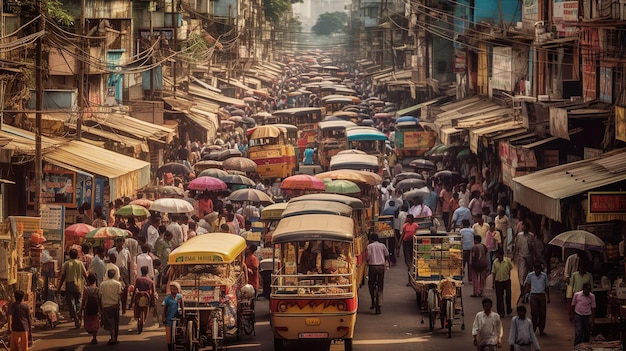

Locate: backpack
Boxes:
[85,288,99,315]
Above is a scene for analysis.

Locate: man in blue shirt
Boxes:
[520,263,550,335]
[451,199,471,230]
[459,219,475,283]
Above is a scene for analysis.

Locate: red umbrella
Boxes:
[187,176,228,192]
[280,174,326,191]
[65,223,96,238]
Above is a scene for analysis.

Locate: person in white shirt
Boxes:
[105,253,121,282]
[146,216,161,250]
[179,215,189,242]
[108,238,131,314]
[472,297,502,350]
[408,197,432,219]
[135,244,155,280]
[166,214,184,249]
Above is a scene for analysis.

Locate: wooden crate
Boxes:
[16,271,33,292]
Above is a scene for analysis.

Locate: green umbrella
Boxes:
[114,204,151,218]
[456,148,471,160]
[325,180,360,194]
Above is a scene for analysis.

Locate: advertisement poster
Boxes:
[94,178,106,208]
[616,106,626,142]
[549,106,570,140]
[523,0,539,21]
[75,173,93,208]
[28,170,76,207]
[553,0,578,36]
[492,47,513,91]
[40,204,65,263]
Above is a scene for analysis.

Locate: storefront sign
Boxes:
[28,170,76,207]
[94,178,105,208]
[553,0,578,36]
[588,192,626,214]
[616,106,626,142]
[549,107,569,140]
[40,204,65,263]
[523,0,539,21]
[454,50,466,73]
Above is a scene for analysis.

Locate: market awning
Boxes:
[439,126,463,144]
[512,148,626,222]
[469,121,522,154]
[217,78,254,93]
[44,140,150,200]
[164,97,219,143]
[189,83,245,106]
[396,103,423,117]
[67,124,149,155]
[86,111,175,144]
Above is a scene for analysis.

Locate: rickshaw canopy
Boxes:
[330,154,379,172]
[288,193,365,210]
[261,202,289,221]
[272,214,354,244]
[281,200,353,218]
[250,125,282,139]
[315,169,382,186]
[318,120,357,131]
[168,233,247,265]
[345,126,387,141]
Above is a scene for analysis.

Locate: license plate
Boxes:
[305,318,321,326]
[299,332,328,339]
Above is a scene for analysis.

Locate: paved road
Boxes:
[30,251,575,351]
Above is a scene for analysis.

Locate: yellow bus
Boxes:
[316,120,356,170]
[272,107,323,153]
[249,125,298,179]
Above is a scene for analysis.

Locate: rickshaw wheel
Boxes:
[186,320,198,351]
[273,338,284,351]
[344,338,353,351]
[428,312,435,332]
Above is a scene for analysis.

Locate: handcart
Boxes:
[409,234,465,338]
[168,233,256,351]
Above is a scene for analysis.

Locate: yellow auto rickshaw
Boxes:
[168,233,255,351]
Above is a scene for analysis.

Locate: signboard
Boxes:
[549,106,570,140]
[588,192,626,214]
[454,50,466,73]
[40,204,65,263]
[616,106,626,142]
[599,66,613,104]
[492,47,513,91]
[403,131,435,149]
[377,215,395,238]
[523,0,539,21]
[553,0,578,36]
[75,173,93,208]
[28,170,76,207]
[94,178,106,208]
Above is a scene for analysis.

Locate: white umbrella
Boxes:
[549,230,606,252]
[149,198,194,214]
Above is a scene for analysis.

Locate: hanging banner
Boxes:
[549,107,570,140]
[616,106,626,142]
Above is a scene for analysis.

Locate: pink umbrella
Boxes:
[280,174,326,191]
[187,176,228,192]
[65,223,95,238]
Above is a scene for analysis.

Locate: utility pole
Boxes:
[171,0,177,95]
[35,0,43,214]
[76,0,86,140]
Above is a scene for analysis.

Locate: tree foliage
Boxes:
[8,0,74,26]
[312,12,347,35]
[263,0,302,24]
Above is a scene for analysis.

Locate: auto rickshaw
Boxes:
[168,234,255,351]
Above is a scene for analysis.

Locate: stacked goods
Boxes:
[16,271,33,292]
[413,236,463,279]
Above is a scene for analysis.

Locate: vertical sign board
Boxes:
[523,0,539,23]
[40,204,65,263]
[599,66,613,104]
[492,47,513,91]
[75,173,93,209]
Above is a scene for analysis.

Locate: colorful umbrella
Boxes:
[325,180,360,194]
[227,188,274,205]
[187,176,228,192]
[129,199,153,208]
[150,198,195,213]
[85,227,129,239]
[549,230,606,251]
[198,168,229,178]
[222,157,258,172]
[114,204,151,218]
[65,223,95,238]
[280,174,326,191]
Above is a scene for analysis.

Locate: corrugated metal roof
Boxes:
[512,149,626,221]
[469,121,523,153]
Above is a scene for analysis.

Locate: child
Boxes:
[8,290,33,351]
[508,305,540,351]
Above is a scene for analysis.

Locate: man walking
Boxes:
[460,219,475,283]
[89,246,106,286]
[58,248,88,328]
[520,264,550,335]
[571,283,595,346]
[472,297,502,351]
[108,238,131,314]
[513,222,537,290]
[100,269,122,345]
[367,233,390,315]
[508,305,540,351]
[491,249,513,317]
[401,214,419,286]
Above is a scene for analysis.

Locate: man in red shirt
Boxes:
[245,244,260,295]
[401,214,419,286]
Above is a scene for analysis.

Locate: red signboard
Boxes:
[588,192,626,214]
